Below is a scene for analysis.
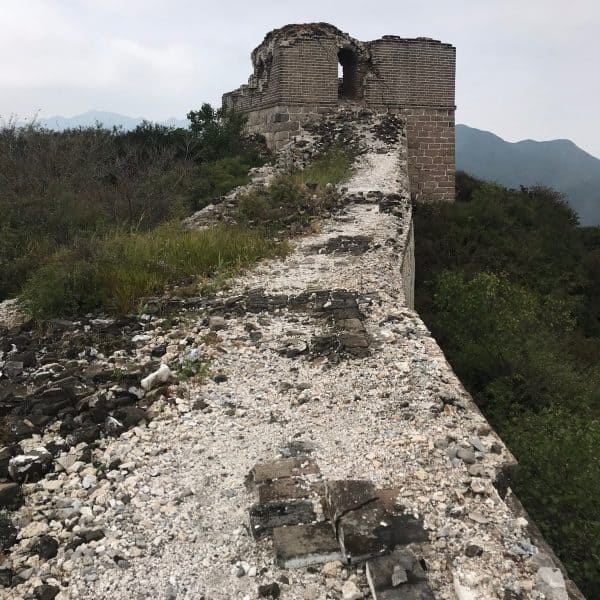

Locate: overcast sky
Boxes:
[1,0,599,156]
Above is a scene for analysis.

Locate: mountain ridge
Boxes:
[11,109,188,131]
[456,124,600,226]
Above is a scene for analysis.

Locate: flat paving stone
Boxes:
[249,500,316,539]
[273,522,343,568]
[366,548,434,600]
[252,458,320,484]
[337,499,392,563]
[257,478,316,504]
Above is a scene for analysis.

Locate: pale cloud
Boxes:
[1,0,599,155]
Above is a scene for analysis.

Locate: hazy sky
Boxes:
[2,0,599,156]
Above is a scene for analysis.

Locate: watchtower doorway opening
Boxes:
[338,48,359,99]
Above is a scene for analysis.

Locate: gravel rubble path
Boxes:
[60,151,538,600]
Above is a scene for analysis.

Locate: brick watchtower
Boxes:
[223,23,456,202]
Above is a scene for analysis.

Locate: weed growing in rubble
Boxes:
[292,145,354,188]
[236,147,353,233]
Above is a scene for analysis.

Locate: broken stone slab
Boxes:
[366,548,434,600]
[273,522,342,568]
[336,318,367,333]
[252,457,320,484]
[336,489,428,564]
[249,500,316,539]
[324,480,377,526]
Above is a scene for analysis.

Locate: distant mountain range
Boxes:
[22,110,188,131]
[10,111,599,226]
[456,124,600,226]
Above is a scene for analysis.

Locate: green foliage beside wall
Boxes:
[0,105,267,304]
[414,174,600,597]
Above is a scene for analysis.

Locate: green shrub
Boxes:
[414,173,600,595]
[21,224,286,318]
[507,408,600,598]
[188,156,257,211]
[236,177,323,232]
[0,105,267,301]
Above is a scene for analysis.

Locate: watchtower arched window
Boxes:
[338,48,359,99]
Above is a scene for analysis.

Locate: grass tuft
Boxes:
[21,223,287,319]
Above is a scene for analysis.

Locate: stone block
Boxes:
[249,500,316,539]
[257,477,315,504]
[273,131,290,143]
[273,522,342,568]
[337,497,428,563]
[337,501,391,562]
[252,458,320,484]
[366,548,434,600]
[323,480,377,525]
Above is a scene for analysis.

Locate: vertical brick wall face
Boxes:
[279,40,338,106]
[222,25,456,202]
[403,108,455,202]
[365,39,455,108]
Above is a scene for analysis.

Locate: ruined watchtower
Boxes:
[223,23,456,202]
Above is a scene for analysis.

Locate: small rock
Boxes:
[8,447,53,483]
[141,364,172,391]
[81,529,105,542]
[33,584,60,600]
[20,520,49,539]
[470,478,487,494]
[3,360,24,378]
[31,535,59,559]
[465,544,483,557]
[208,316,227,331]
[469,436,487,453]
[391,565,408,586]
[321,561,342,577]
[456,447,476,464]
[341,580,363,600]
[81,475,97,489]
[258,582,281,598]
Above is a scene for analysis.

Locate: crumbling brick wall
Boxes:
[222,23,456,202]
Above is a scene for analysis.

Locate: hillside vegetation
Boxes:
[414,173,600,597]
[456,124,600,226]
[0,106,352,319]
